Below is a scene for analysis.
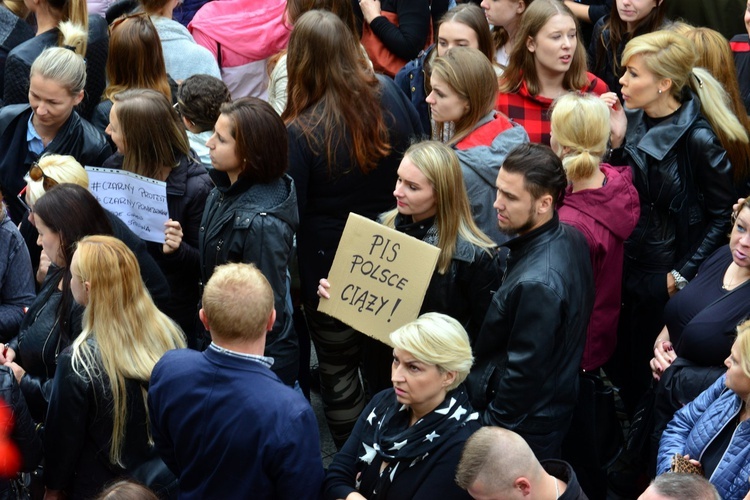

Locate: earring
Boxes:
[658,89,663,94]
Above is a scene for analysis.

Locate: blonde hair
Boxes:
[201,263,275,343]
[3,0,29,18]
[430,47,498,145]
[71,236,186,466]
[622,30,749,145]
[26,154,88,206]
[380,141,496,274]
[30,22,87,93]
[389,312,473,391]
[550,92,609,182]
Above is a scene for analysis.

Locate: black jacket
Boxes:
[103,152,212,335]
[199,171,299,384]
[2,15,108,120]
[44,346,152,499]
[467,214,594,434]
[0,365,41,500]
[0,104,111,223]
[0,7,33,104]
[613,90,736,280]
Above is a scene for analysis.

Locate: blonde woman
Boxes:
[551,92,639,372]
[43,235,185,499]
[324,313,481,500]
[604,29,745,413]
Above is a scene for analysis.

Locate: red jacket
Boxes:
[495,72,608,146]
[558,164,640,371]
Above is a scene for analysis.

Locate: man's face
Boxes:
[494,168,541,236]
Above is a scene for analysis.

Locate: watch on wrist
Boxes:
[671,270,688,291]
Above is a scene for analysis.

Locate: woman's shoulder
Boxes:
[7,29,56,64]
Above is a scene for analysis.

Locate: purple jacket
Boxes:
[558,164,640,370]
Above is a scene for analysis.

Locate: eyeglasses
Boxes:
[29,163,59,192]
[109,11,150,35]
[17,185,31,214]
[173,101,181,115]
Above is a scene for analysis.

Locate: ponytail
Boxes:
[690,67,749,145]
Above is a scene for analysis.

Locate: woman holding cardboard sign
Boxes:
[318,140,500,415]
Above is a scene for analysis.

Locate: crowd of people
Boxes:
[1,0,750,498]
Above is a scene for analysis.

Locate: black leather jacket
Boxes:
[467,214,594,434]
[613,90,736,280]
[199,171,299,384]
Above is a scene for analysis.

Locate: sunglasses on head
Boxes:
[29,163,59,192]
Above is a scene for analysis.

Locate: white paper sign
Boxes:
[85,167,168,243]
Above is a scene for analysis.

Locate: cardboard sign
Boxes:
[318,213,440,345]
[85,167,169,244]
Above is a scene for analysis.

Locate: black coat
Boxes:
[467,214,595,435]
[613,90,736,280]
[2,15,108,120]
[0,104,111,223]
[0,7,33,104]
[199,171,299,384]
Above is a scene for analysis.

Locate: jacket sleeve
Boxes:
[147,358,180,476]
[286,126,312,218]
[163,174,212,269]
[0,366,42,472]
[675,127,735,280]
[268,55,288,116]
[0,229,35,342]
[656,375,728,475]
[269,405,325,499]
[324,397,377,500]
[43,350,90,491]
[482,281,564,428]
[365,1,431,61]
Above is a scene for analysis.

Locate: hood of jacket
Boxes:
[624,89,703,162]
[208,168,298,229]
[454,115,529,188]
[561,164,640,240]
[187,0,289,61]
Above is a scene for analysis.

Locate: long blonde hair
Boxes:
[380,141,495,274]
[622,30,749,146]
[71,236,185,465]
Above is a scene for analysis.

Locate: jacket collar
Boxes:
[504,212,559,254]
[625,89,702,162]
[209,168,254,196]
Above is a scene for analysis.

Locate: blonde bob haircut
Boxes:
[735,319,750,381]
[30,22,87,94]
[550,92,609,182]
[622,30,748,146]
[201,262,275,343]
[380,141,496,274]
[431,47,498,145]
[390,312,474,391]
[499,0,587,96]
[25,154,88,206]
[71,235,185,466]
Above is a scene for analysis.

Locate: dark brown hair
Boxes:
[220,97,288,184]
[177,75,231,132]
[285,0,357,33]
[282,10,390,175]
[501,143,567,207]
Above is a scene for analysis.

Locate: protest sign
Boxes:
[318,213,440,346]
[85,167,169,244]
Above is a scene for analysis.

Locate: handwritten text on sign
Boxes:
[85,167,169,244]
[318,213,439,346]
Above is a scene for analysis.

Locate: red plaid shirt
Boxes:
[495,72,609,146]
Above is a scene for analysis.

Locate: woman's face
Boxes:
[105,103,126,154]
[425,74,469,124]
[480,0,524,32]
[29,75,83,134]
[436,21,480,57]
[725,340,750,399]
[69,251,88,306]
[619,54,664,113]
[35,215,64,267]
[393,155,437,223]
[526,14,577,77]
[730,208,750,267]
[616,0,659,32]
[206,114,243,182]
[392,348,451,414]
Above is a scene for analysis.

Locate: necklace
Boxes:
[722,264,750,290]
[553,475,560,499]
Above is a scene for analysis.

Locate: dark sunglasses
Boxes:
[29,163,59,192]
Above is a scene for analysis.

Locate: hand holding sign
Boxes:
[318,214,439,345]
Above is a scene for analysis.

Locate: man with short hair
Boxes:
[148,263,324,499]
[639,474,720,500]
[466,143,594,459]
[455,426,587,499]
